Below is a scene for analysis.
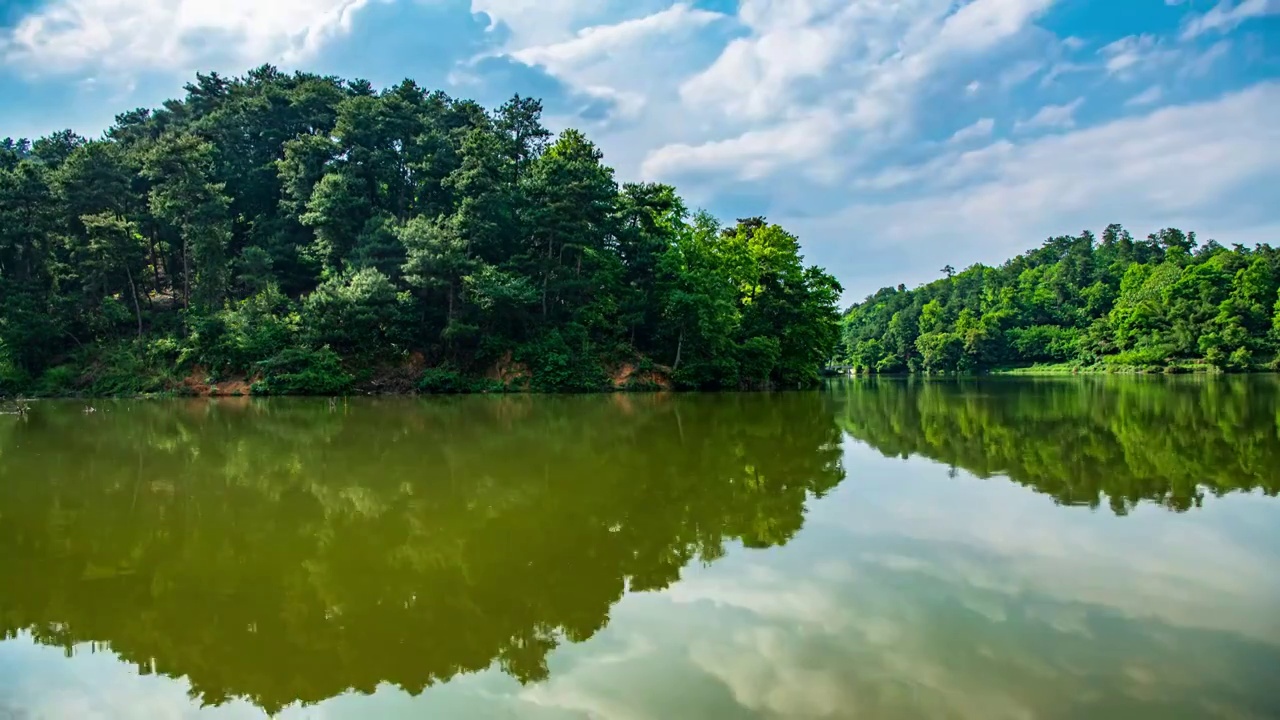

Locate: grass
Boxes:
[990,359,1246,376]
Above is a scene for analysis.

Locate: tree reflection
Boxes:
[0,393,844,714]
[836,376,1280,513]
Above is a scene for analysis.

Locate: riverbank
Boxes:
[0,358,682,399]
[989,360,1217,375]
[844,358,1279,377]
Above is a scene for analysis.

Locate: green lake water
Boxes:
[2,377,1279,719]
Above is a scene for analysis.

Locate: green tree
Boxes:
[78,213,148,337]
[142,134,232,312]
[0,69,845,395]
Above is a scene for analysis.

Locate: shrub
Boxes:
[302,268,407,355]
[416,365,500,394]
[737,336,781,387]
[83,343,153,396]
[517,329,609,393]
[0,348,27,396]
[672,354,739,390]
[36,365,80,395]
[188,285,299,374]
[253,347,353,396]
[1106,344,1175,369]
[1006,325,1081,363]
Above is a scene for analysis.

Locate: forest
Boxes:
[0,66,842,396]
[840,226,1280,373]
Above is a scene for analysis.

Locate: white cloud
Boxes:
[1125,85,1164,107]
[1098,32,1235,83]
[1098,33,1178,77]
[677,0,855,123]
[1,0,377,75]
[787,84,1280,296]
[640,109,843,182]
[688,0,1056,126]
[473,2,729,140]
[998,59,1044,88]
[949,117,996,144]
[644,0,1056,182]
[1039,60,1090,87]
[1181,0,1280,40]
[469,0,649,49]
[1180,39,1233,78]
[511,4,723,77]
[1014,97,1083,131]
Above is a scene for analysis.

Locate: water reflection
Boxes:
[0,393,843,714]
[836,375,1280,512]
[1,380,1279,719]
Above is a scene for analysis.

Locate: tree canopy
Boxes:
[840,226,1280,373]
[0,68,842,396]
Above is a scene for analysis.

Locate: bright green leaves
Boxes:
[304,267,407,355]
[844,224,1280,373]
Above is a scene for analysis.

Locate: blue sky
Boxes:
[1,0,1278,300]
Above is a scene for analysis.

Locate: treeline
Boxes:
[840,226,1280,373]
[0,66,841,396]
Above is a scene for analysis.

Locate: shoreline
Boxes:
[842,362,1279,378]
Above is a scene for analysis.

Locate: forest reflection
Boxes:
[0,393,845,713]
[836,375,1280,513]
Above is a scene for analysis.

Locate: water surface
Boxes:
[1,377,1279,719]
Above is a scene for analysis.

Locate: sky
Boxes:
[1,0,1278,301]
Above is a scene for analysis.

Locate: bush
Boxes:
[417,365,501,394]
[83,342,170,396]
[188,285,299,374]
[1227,347,1254,372]
[36,365,80,395]
[302,268,407,355]
[672,354,739,390]
[1007,325,1081,363]
[517,329,609,393]
[1106,344,1175,369]
[0,342,25,395]
[737,336,781,387]
[253,347,353,396]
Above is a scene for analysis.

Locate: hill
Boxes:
[840,226,1280,373]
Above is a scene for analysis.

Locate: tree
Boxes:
[79,213,147,337]
[400,214,476,348]
[142,133,232,313]
[303,267,405,354]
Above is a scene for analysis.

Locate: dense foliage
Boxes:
[0,393,844,711]
[0,67,841,396]
[840,226,1280,373]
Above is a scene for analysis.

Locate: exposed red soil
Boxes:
[485,351,532,391]
[179,367,257,396]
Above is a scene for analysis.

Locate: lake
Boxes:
[2,377,1279,720]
